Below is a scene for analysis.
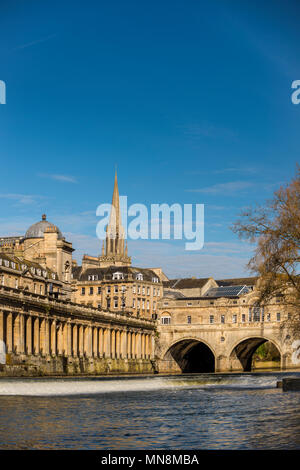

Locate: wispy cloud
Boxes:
[12,34,58,51]
[182,123,238,141]
[186,167,258,176]
[38,173,77,184]
[186,181,254,195]
[0,193,44,205]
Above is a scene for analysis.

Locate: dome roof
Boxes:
[25,214,63,240]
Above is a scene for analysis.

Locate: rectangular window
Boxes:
[133,299,136,308]
[157,288,160,296]
[107,286,111,294]
[147,287,150,295]
[266,313,271,322]
[153,301,156,311]
[81,287,85,295]
[147,300,150,310]
[97,287,101,295]
[153,288,156,296]
[209,315,214,324]
[161,317,171,325]
[242,314,246,323]
[114,285,118,293]
[107,299,111,309]
[221,315,225,324]
[133,285,136,294]
[187,316,191,324]
[142,300,145,310]
[142,286,145,295]
[137,285,141,294]
[114,299,118,309]
[277,312,281,322]
[89,287,93,295]
[232,315,237,324]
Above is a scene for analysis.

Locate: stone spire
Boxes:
[98,171,131,267]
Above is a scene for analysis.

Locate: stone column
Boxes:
[136,333,141,359]
[13,314,20,353]
[6,313,13,353]
[79,325,84,357]
[104,328,111,358]
[98,328,103,357]
[127,331,131,359]
[0,311,4,345]
[141,333,145,359]
[88,326,93,357]
[39,318,46,356]
[93,327,98,357]
[121,330,127,359]
[34,317,40,355]
[57,323,63,355]
[72,324,78,357]
[67,323,72,357]
[45,319,50,356]
[19,314,25,354]
[26,316,32,355]
[111,329,116,359]
[116,330,120,359]
[63,323,68,356]
[151,335,155,359]
[132,332,136,359]
[50,320,56,356]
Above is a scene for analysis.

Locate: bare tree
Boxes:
[232,166,300,325]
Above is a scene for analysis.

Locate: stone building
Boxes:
[0,215,73,299]
[156,277,295,373]
[72,172,163,319]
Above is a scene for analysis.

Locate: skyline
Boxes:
[1,0,299,278]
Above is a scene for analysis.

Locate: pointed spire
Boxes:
[108,170,121,232]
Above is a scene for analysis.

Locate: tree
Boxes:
[232,166,300,323]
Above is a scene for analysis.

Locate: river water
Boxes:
[0,371,299,450]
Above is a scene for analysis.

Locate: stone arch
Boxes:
[229,335,282,372]
[162,337,216,373]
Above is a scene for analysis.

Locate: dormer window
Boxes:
[88,274,98,281]
[42,270,47,278]
[21,264,27,271]
[112,272,124,280]
[4,260,9,267]
[37,269,41,276]
[152,277,159,283]
[136,273,143,281]
[11,262,16,269]
[30,267,35,274]
[51,273,56,280]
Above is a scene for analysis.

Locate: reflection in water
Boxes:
[0,372,299,449]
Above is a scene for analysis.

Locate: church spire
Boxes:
[99,171,131,267]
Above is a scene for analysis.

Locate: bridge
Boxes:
[156,285,299,373]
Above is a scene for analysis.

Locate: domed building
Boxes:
[0,214,74,299]
[25,214,64,240]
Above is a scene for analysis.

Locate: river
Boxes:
[0,371,299,449]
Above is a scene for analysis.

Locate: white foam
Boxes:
[0,375,280,396]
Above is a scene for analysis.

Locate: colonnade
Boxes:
[0,310,154,360]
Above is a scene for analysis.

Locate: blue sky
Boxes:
[0,0,299,279]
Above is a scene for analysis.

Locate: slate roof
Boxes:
[72,265,161,282]
[163,278,210,289]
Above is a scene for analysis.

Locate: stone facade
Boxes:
[156,278,297,373]
[0,173,298,376]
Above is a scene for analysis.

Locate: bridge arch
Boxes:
[163,337,216,373]
[229,336,282,372]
